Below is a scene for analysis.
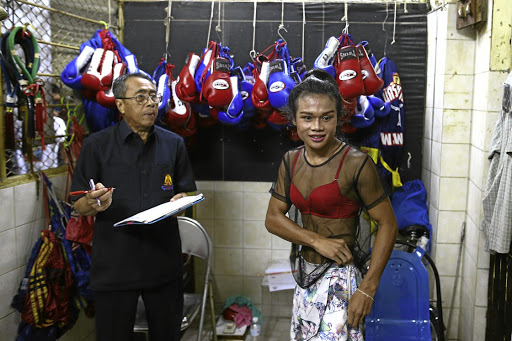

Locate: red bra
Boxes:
[290,146,360,219]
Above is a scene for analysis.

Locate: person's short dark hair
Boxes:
[113,72,154,99]
[286,68,347,122]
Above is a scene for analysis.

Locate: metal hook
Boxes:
[278,24,287,44]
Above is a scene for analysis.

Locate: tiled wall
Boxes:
[0,173,95,341]
[424,1,509,340]
[195,181,294,319]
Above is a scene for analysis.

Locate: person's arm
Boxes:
[265,196,354,265]
[347,198,397,327]
[74,182,114,216]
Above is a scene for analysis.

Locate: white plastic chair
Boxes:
[133,216,216,340]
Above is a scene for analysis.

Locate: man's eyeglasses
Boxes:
[117,93,162,105]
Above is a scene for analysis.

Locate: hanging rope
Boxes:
[382,0,389,56]
[206,0,215,47]
[250,0,257,61]
[278,0,287,43]
[215,0,222,43]
[404,0,408,14]
[164,0,172,60]
[108,0,111,28]
[301,2,306,60]
[341,0,349,34]
[391,0,397,44]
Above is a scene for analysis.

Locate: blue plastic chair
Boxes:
[365,245,434,341]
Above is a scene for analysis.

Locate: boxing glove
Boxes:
[157,73,171,119]
[314,36,340,78]
[96,62,126,108]
[194,48,213,94]
[267,109,290,130]
[356,45,384,96]
[359,41,378,69]
[176,53,201,103]
[290,57,306,81]
[342,96,357,119]
[201,58,232,108]
[174,111,197,137]
[367,95,391,118]
[81,48,115,92]
[251,61,272,111]
[267,59,296,110]
[351,95,375,128]
[61,45,95,89]
[165,79,190,128]
[192,103,218,128]
[218,76,244,125]
[335,46,365,99]
[232,67,256,118]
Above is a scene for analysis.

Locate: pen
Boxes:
[69,188,115,196]
[89,179,101,206]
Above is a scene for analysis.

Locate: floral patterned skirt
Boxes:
[290,262,364,341]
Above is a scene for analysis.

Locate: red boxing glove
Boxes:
[81,48,115,92]
[200,58,232,108]
[175,53,201,103]
[251,61,272,111]
[356,45,384,96]
[335,46,365,99]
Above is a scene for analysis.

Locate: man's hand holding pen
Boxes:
[85,182,114,212]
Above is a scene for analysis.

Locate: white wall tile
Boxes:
[215,220,243,248]
[438,177,467,211]
[432,108,444,142]
[474,269,489,307]
[486,70,509,112]
[440,144,469,177]
[435,243,460,276]
[214,248,243,276]
[243,249,271,277]
[423,138,432,171]
[427,11,438,46]
[421,169,431,197]
[0,270,17,318]
[458,288,474,341]
[445,307,460,340]
[15,219,45,268]
[429,204,439,243]
[431,141,442,176]
[196,190,214,219]
[443,75,474,110]
[462,248,477,300]
[244,192,271,220]
[441,109,470,144]
[424,107,433,140]
[244,220,272,249]
[464,216,480,267]
[0,230,17,276]
[213,275,244,304]
[445,4,476,40]
[0,312,19,341]
[215,191,243,220]
[444,40,475,76]
[436,211,465,243]
[434,73,445,109]
[0,187,14,233]
[469,146,486,190]
[473,306,487,341]
[472,72,489,112]
[271,234,291,251]
[430,173,440,210]
[466,180,482,225]
[438,275,461,309]
[242,276,263,305]
[471,110,487,150]
[477,231,490,269]
[244,182,272,193]
[484,111,499,152]
[14,181,45,227]
[215,181,244,192]
[195,181,214,191]
[474,31,491,74]
[271,249,290,262]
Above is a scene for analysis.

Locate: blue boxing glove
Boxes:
[218,76,244,125]
[367,95,391,118]
[267,59,296,111]
[351,96,375,128]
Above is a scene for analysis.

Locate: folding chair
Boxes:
[134,217,217,341]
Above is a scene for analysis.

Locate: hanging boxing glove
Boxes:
[61,45,95,89]
[356,45,384,96]
[232,66,256,118]
[81,48,115,92]
[267,109,290,130]
[351,95,375,128]
[218,76,244,125]
[165,79,191,129]
[314,36,340,78]
[201,58,232,108]
[194,48,213,95]
[96,62,126,108]
[335,46,365,99]
[175,53,201,103]
[267,59,296,111]
[290,57,306,81]
[251,61,272,111]
[367,95,391,118]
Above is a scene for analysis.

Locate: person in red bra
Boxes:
[265,69,397,341]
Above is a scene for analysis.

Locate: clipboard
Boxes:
[113,193,204,227]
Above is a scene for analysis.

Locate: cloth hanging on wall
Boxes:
[481,71,512,254]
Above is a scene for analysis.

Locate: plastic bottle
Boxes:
[249,316,261,340]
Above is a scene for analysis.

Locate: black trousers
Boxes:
[94,278,183,341]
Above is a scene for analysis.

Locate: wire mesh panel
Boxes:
[0,0,118,182]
